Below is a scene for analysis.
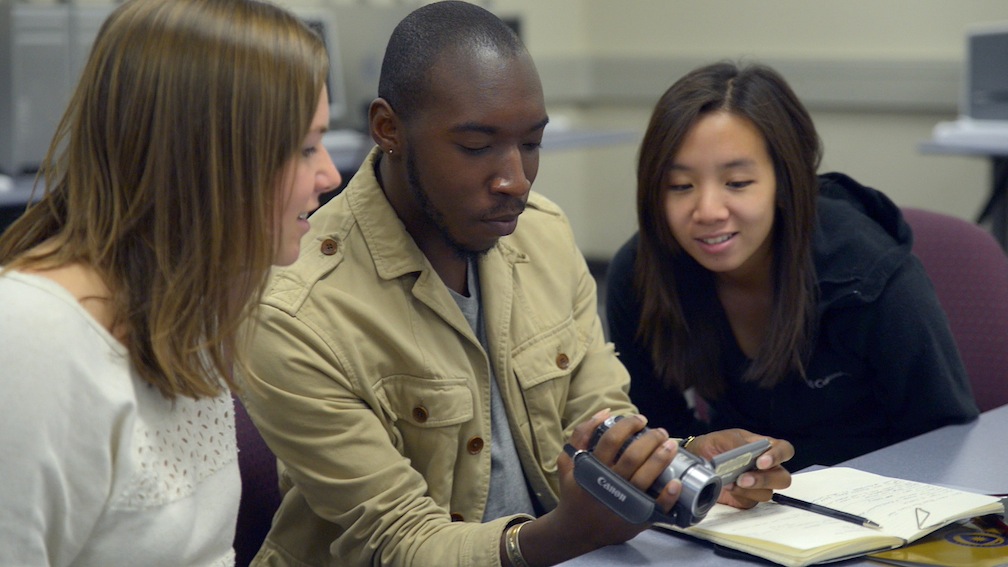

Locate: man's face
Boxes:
[401,49,548,259]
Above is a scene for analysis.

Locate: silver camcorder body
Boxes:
[574,416,771,527]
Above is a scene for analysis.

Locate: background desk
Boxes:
[0,128,638,235]
[558,404,1008,566]
[920,132,1008,249]
[0,175,39,234]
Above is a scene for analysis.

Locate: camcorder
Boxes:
[563,415,771,528]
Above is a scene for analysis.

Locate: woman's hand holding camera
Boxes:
[684,429,795,509]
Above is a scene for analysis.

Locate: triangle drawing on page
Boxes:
[915,507,931,530]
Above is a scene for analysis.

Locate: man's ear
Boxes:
[369,98,400,155]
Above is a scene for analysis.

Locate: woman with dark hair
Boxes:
[607,61,978,471]
[0,0,340,563]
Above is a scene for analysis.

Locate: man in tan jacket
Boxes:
[240,2,795,566]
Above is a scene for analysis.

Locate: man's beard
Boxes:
[406,147,491,262]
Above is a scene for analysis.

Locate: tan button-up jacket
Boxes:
[241,148,635,567]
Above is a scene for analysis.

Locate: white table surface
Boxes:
[558,404,1008,566]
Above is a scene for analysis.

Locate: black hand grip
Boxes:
[564,444,678,525]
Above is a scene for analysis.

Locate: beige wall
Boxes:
[484,0,1007,258]
[40,0,1008,258]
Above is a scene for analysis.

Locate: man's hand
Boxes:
[514,410,684,565]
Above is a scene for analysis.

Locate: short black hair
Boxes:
[378,0,525,122]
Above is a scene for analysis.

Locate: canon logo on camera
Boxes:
[597,476,627,503]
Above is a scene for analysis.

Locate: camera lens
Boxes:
[667,453,721,522]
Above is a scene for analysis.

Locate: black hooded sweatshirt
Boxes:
[607,172,979,471]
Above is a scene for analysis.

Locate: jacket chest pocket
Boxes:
[379,375,474,428]
[511,318,585,390]
[511,318,586,466]
[376,376,474,497]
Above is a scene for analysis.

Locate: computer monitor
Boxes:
[328,4,414,132]
[964,21,1008,121]
[291,7,349,126]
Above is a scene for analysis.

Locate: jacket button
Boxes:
[412,405,429,423]
[466,436,484,454]
[320,239,339,255]
[555,353,570,370]
[450,513,464,522]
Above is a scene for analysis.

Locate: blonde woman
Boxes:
[0,0,340,564]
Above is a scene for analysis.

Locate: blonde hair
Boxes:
[0,0,328,399]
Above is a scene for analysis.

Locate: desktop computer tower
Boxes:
[0,3,112,175]
[0,3,71,175]
[0,3,350,175]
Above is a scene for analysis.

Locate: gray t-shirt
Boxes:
[448,261,537,521]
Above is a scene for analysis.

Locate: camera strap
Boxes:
[563,444,678,526]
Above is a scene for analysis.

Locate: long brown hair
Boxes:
[0,0,328,399]
[635,61,822,398]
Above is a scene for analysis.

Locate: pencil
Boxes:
[772,493,883,530]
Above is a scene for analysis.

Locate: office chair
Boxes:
[902,207,1008,412]
[233,395,282,567]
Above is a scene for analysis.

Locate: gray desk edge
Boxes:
[557,404,1008,566]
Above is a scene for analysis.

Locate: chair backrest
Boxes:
[902,207,1008,412]
[233,395,282,567]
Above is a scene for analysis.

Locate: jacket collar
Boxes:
[340,147,528,342]
[344,147,431,282]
